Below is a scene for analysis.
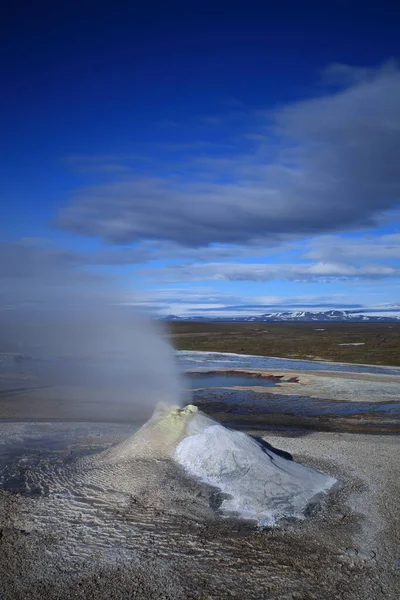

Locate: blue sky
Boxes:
[2,1,400,317]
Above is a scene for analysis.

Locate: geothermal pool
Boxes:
[188,373,277,389]
[180,351,400,432]
[192,388,400,417]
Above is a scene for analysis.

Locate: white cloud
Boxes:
[140,261,400,284]
[305,233,400,261]
[120,288,363,317]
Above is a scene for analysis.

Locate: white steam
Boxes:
[0,303,186,420]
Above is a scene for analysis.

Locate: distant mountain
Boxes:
[162,310,400,322]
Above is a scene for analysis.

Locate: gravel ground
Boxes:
[269,431,400,586]
[0,424,399,600]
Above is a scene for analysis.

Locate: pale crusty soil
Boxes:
[0,428,399,600]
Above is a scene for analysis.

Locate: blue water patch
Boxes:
[193,389,400,417]
[188,374,276,389]
[177,350,400,376]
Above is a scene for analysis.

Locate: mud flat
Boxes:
[0,420,399,599]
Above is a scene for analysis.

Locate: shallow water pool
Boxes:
[178,350,400,375]
[188,374,276,389]
[193,388,400,417]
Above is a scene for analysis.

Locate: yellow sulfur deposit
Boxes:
[103,403,199,462]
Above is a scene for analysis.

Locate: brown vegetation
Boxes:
[169,321,400,366]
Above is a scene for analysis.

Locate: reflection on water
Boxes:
[177,350,400,375]
[193,389,400,417]
[188,374,276,389]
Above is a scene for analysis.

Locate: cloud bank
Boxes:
[57,64,400,248]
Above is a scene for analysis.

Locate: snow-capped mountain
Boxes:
[162,310,400,322]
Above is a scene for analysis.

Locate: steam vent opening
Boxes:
[104,403,337,526]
